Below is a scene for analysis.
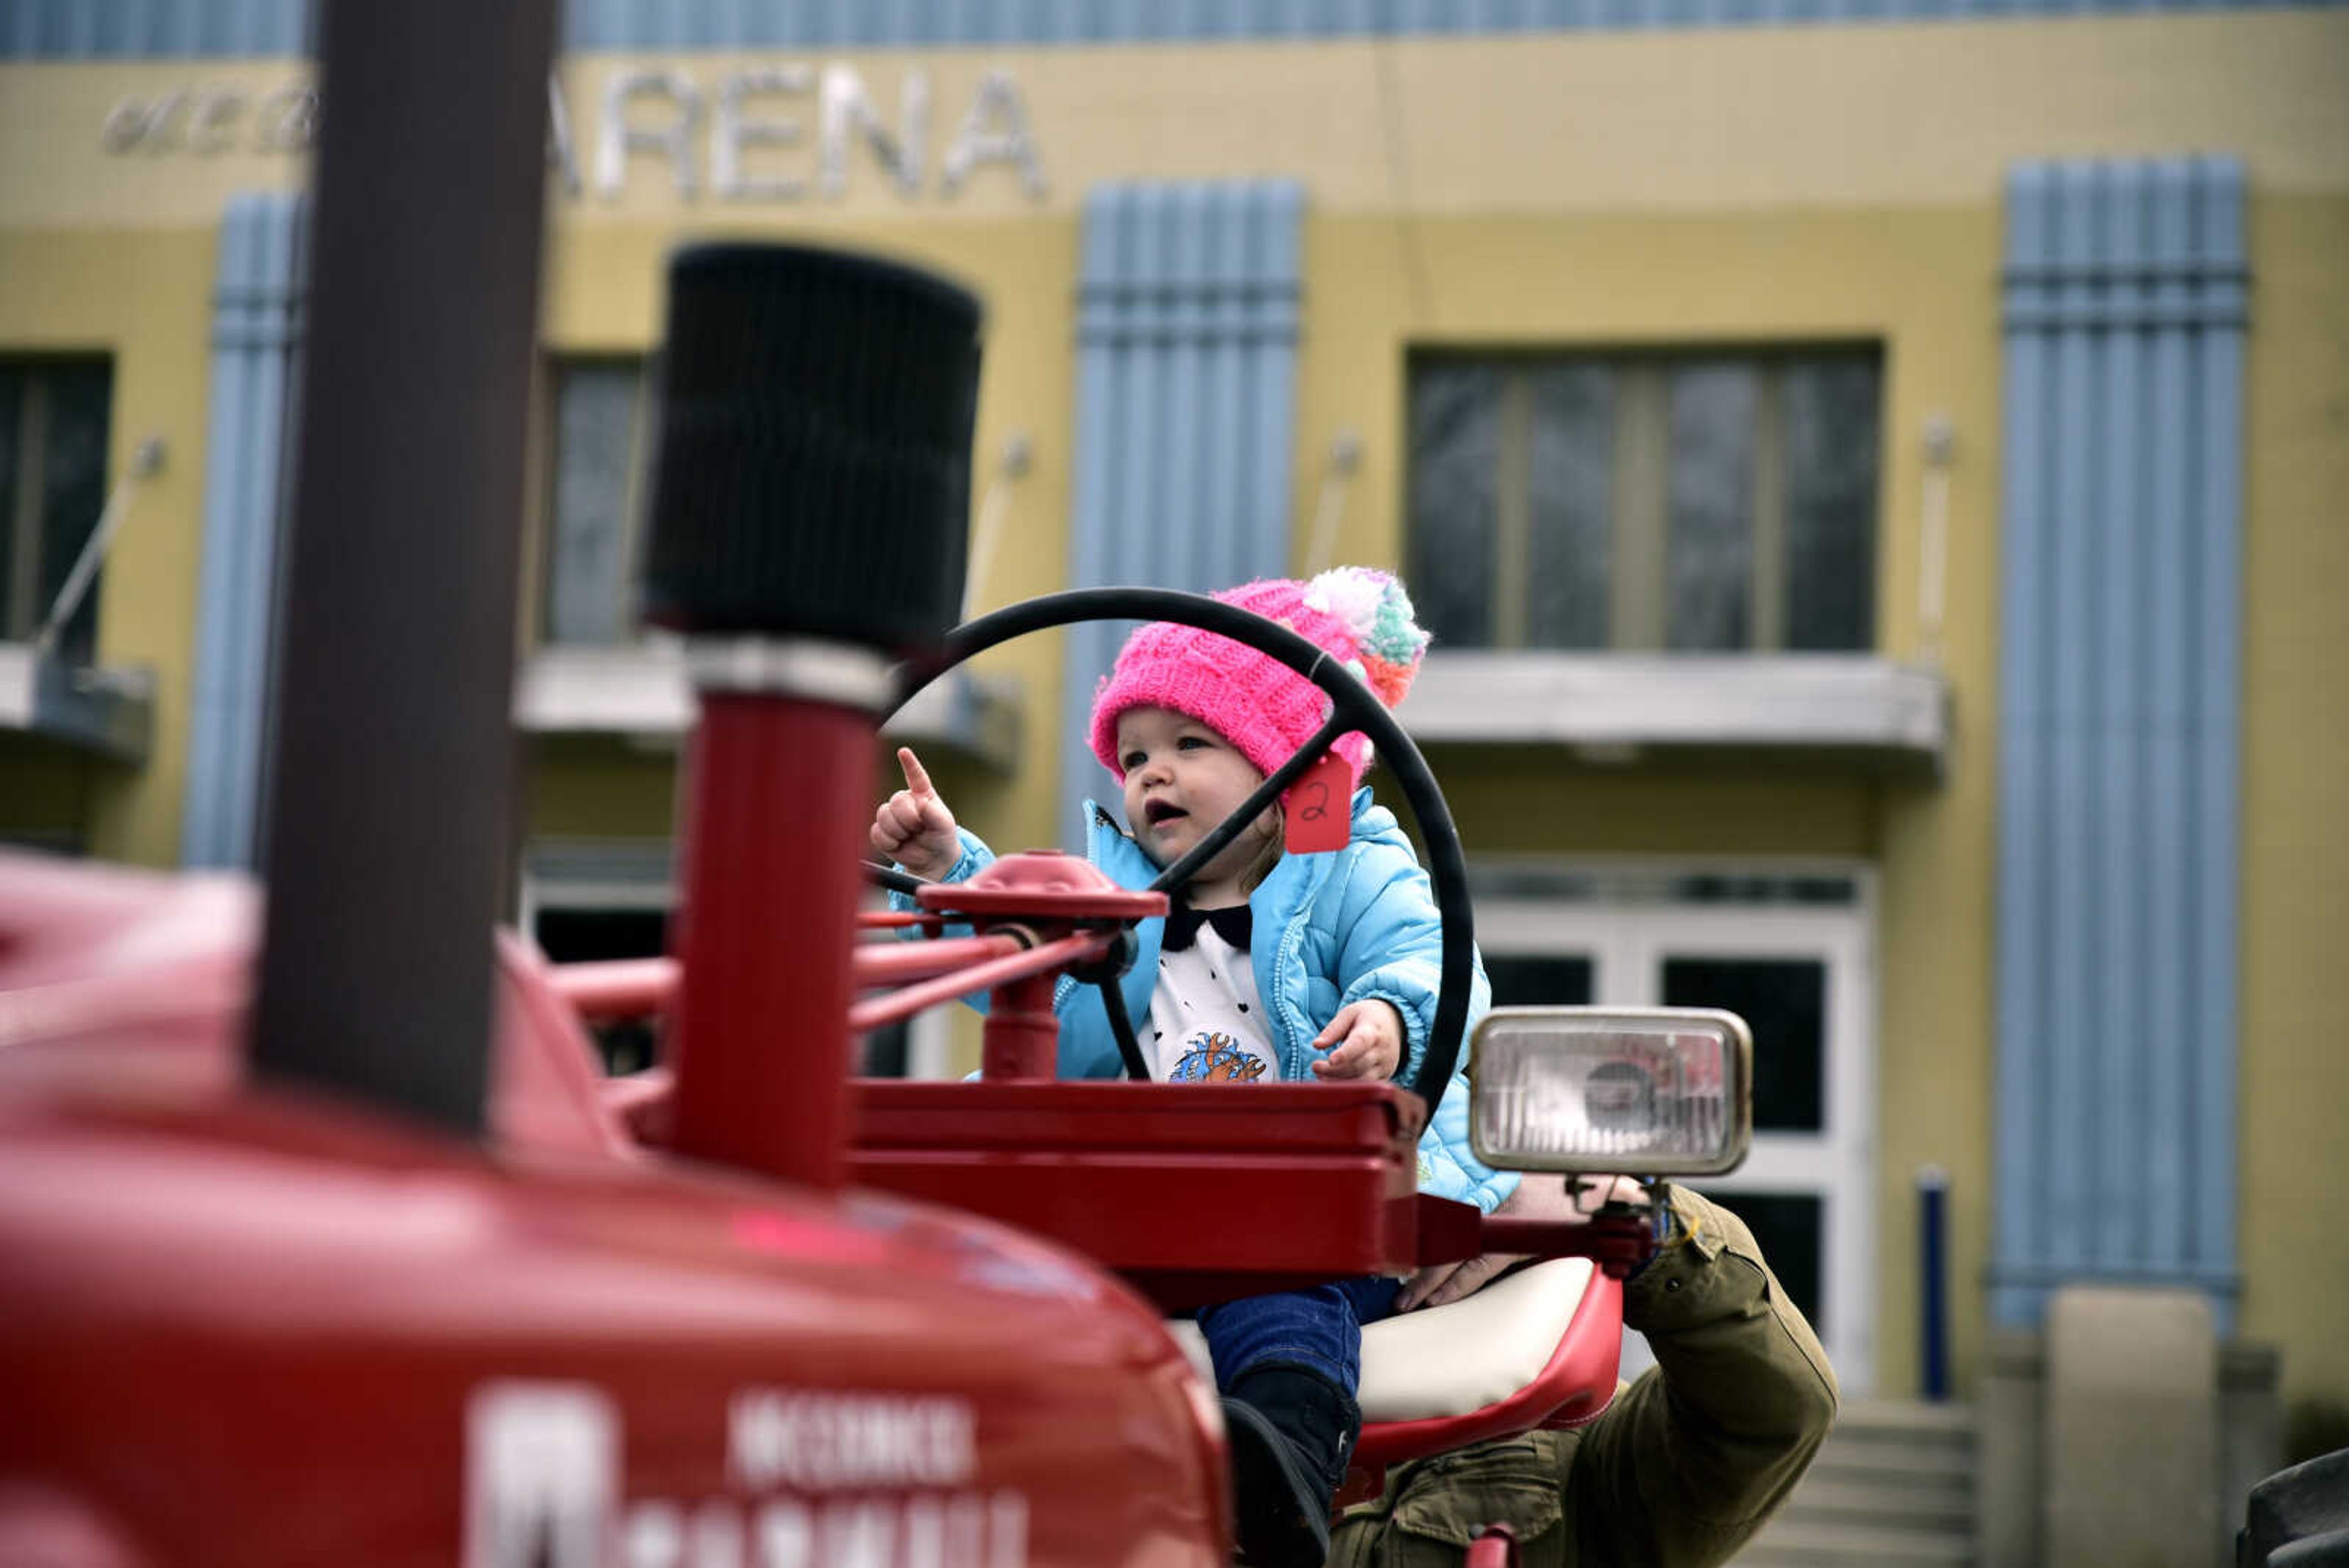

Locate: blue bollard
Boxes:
[1918,1165,1950,1401]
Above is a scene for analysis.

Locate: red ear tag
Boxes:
[1282,752,1353,854]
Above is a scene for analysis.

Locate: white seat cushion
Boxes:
[1163,1257,1600,1424]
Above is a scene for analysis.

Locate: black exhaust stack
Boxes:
[247,0,557,1134]
[637,244,981,1189]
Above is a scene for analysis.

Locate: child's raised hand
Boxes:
[1309,1000,1406,1081]
[871,746,961,879]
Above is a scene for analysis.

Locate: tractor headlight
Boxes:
[1469,1008,1752,1176]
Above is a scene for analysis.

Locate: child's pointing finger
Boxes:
[897,746,937,798]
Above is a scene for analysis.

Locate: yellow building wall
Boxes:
[2235,191,2349,1449]
[525,742,683,841]
[7,13,2345,228]
[0,737,94,842]
[1294,200,2007,1396]
[530,209,1081,861]
[0,226,220,867]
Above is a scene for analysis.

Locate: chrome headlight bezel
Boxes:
[1468,1006,1753,1177]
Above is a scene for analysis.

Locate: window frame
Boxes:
[0,355,116,659]
[1403,343,1885,657]
[537,355,654,648]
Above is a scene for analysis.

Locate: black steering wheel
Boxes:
[875,588,1475,1106]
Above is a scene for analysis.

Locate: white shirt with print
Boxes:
[1145,910,1278,1085]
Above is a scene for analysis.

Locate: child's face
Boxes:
[1113,706,1278,883]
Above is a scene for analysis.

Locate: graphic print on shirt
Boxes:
[1167,1030,1268,1083]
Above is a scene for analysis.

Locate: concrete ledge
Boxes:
[516,642,1022,770]
[1396,651,1950,774]
[0,642,154,764]
[1980,1323,2282,1568]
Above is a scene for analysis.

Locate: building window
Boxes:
[542,359,649,646]
[1406,349,1880,654]
[0,359,114,664]
[533,903,670,1076]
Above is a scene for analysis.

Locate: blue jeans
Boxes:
[1196,1276,1403,1395]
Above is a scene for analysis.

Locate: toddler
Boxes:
[873,568,1515,1566]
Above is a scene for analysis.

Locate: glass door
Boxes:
[1476,886,1875,1392]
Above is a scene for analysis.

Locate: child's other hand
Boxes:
[871,746,960,879]
[1310,1000,1406,1081]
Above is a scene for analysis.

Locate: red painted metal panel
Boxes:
[0,1096,1225,1567]
[850,1080,1439,1306]
[0,861,628,1162]
[855,1079,1425,1153]
[851,1151,1412,1269]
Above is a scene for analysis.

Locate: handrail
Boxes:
[35,437,164,658]
[546,957,676,1020]
[550,933,1031,1024]
[847,930,1115,1036]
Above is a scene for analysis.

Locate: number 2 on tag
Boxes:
[1282,751,1352,853]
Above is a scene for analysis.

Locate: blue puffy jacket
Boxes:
[907,789,1520,1214]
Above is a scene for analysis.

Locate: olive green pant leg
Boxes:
[1564,1186,1839,1567]
[1327,1186,1837,1568]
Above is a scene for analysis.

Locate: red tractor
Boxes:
[0,8,1751,1565]
[0,589,1751,1566]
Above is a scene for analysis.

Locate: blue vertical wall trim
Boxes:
[182,191,306,871]
[2094,163,2148,1270]
[1245,182,1304,584]
[2043,159,2095,1278]
[2142,159,2194,1278]
[1991,156,2247,1329]
[1991,162,2053,1328]
[1058,179,1305,842]
[9,0,2344,56]
[0,0,305,56]
[2191,160,2246,1323]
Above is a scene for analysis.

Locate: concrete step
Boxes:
[1835,1399,1979,1434]
[1727,1400,1981,1566]
[1731,1520,1975,1567]
[1776,1476,1975,1533]
[1817,1406,1978,1463]
[1792,1455,1973,1502]
[1805,1441,1978,1485]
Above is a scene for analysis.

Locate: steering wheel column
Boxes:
[911,850,1164,1080]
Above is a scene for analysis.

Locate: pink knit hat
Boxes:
[1088,567,1431,790]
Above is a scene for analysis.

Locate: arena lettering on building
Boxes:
[100,63,1046,203]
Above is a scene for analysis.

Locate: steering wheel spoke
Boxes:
[1094,973,1152,1081]
[862,860,934,898]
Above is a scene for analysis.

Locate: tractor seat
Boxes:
[1162,1255,1619,1477]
